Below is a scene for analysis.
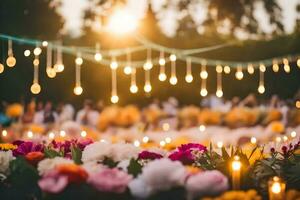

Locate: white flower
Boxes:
[185,170,228,198]
[82,142,140,163]
[0,151,15,175]
[82,161,106,176]
[117,159,131,172]
[37,157,73,175]
[81,141,112,163]
[129,158,187,198]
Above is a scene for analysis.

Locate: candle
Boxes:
[268,176,286,200]
[231,155,241,190]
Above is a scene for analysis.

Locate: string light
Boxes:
[46,45,56,78]
[247,64,254,74]
[259,63,266,72]
[24,49,31,57]
[54,44,64,72]
[33,46,42,56]
[94,43,102,62]
[200,65,208,79]
[291,131,297,138]
[6,40,16,67]
[30,54,41,94]
[235,66,244,80]
[158,51,167,81]
[81,130,87,137]
[124,50,132,75]
[130,67,138,93]
[60,130,66,137]
[272,60,279,72]
[133,140,140,147]
[110,56,119,103]
[283,58,290,73]
[169,53,177,85]
[74,52,83,95]
[199,125,206,132]
[258,66,265,94]
[142,136,149,143]
[143,48,153,70]
[185,58,193,83]
[0,63,4,74]
[144,68,152,93]
[27,131,33,138]
[296,100,300,109]
[200,62,208,97]
[42,41,48,47]
[48,132,55,139]
[297,58,300,68]
[216,65,223,98]
[169,53,176,62]
[224,65,231,74]
[2,130,8,137]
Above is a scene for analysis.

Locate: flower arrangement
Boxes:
[1,139,300,200]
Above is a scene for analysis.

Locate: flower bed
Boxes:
[1,139,300,200]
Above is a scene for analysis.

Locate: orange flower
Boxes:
[56,164,88,183]
[186,166,202,175]
[25,151,44,166]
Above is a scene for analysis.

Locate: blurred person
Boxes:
[240,93,258,108]
[33,101,58,124]
[21,99,36,124]
[57,103,75,124]
[76,100,99,128]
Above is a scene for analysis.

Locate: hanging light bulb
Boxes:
[216,67,223,98]
[283,58,290,73]
[31,55,41,94]
[258,67,265,94]
[31,82,41,94]
[144,83,152,93]
[33,47,42,56]
[169,54,176,62]
[216,89,223,98]
[170,76,178,85]
[235,66,244,80]
[6,40,16,67]
[74,52,83,95]
[124,66,132,75]
[0,63,4,74]
[130,67,138,93]
[110,55,119,103]
[297,58,300,68]
[94,43,102,62]
[74,85,83,95]
[158,51,167,81]
[200,64,208,79]
[46,45,56,78]
[54,44,64,72]
[130,84,138,93]
[110,58,118,70]
[169,56,177,85]
[144,62,152,93]
[24,50,31,57]
[216,64,223,73]
[272,60,279,72]
[185,58,193,83]
[259,64,266,72]
[200,88,208,97]
[247,64,254,74]
[111,95,119,104]
[42,41,48,47]
[224,65,230,74]
[143,48,153,70]
[46,67,56,78]
[124,50,132,75]
[258,85,265,94]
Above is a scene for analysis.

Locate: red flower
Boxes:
[25,151,45,166]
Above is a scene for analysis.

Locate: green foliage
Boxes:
[102,157,119,168]
[70,146,83,165]
[127,158,142,177]
[44,147,63,158]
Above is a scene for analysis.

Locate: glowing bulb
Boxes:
[297,58,300,68]
[200,88,208,97]
[33,58,39,66]
[199,125,206,132]
[258,85,265,94]
[165,137,172,143]
[259,64,266,72]
[185,74,193,83]
[133,140,140,147]
[142,136,149,143]
[42,41,48,47]
[49,132,55,139]
[235,70,244,80]
[33,47,42,56]
[276,136,282,143]
[27,131,33,138]
[169,54,176,62]
[6,56,16,67]
[46,67,56,78]
[130,85,138,93]
[111,95,119,104]
[60,130,66,137]
[159,58,166,65]
[283,136,288,142]
[169,76,177,85]
[54,63,64,72]
[144,84,152,93]
[216,65,223,73]
[200,71,208,79]
[224,66,231,74]
[272,63,279,72]
[296,101,300,108]
[31,83,41,94]
[94,53,102,61]
[0,63,4,73]
[81,131,87,137]
[75,57,83,65]
[2,130,8,137]
[290,131,297,138]
[232,156,241,171]
[160,140,166,147]
[110,61,118,70]
[162,123,170,131]
[247,64,254,74]
[216,89,223,98]
[158,73,167,81]
[124,66,132,75]
[24,50,31,57]
[74,85,83,95]
[271,182,282,194]
[284,64,290,73]
[143,61,153,70]
[107,9,138,34]
[217,141,223,148]
[250,137,257,144]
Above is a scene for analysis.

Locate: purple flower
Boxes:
[138,151,163,160]
[168,143,207,165]
[88,168,132,193]
[13,141,44,156]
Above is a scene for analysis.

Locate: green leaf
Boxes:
[102,157,118,168]
[127,158,142,177]
[44,148,61,158]
[71,146,83,164]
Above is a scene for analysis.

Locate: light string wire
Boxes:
[0,33,299,69]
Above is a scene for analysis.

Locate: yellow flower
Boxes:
[6,103,24,118]
[269,121,284,133]
[0,143,17,151]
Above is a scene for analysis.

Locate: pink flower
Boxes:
[138,151,163,160]
[38,170,68,194]
[88,168,132,193]
[186,170,228,198]
[178,143,207,152]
